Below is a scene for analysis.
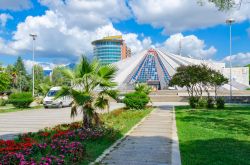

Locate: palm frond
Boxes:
[98,64,118,80]
[39,83,51,96]
[91,59,100,73]
[55,86,71,99]
[100,89,119,100]
[71,89,92,105]
[94,96,108,110]
[76,56,93,77]
[61,68,75,80]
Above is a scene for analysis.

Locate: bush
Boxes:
[8,92,34,108]
[0,99,7,106]
[198,98,207,108]
[123,92,150,109]
[207,97,215,109]
[189,96,199,108]
[216,97,225,109]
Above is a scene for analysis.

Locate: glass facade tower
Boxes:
[92,36,131,65]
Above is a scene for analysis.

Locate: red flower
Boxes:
[39,132,50,137]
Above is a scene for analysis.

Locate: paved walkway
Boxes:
[101,105,174,165]
[0,102,124,140]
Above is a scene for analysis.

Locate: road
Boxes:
[0,102,124,140]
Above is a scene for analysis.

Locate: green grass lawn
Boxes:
[175,105,250,165]
[81,108,152,164]
[0,104,43,113]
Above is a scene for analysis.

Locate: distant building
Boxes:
[113,48,249,90]
[92,35,131,65]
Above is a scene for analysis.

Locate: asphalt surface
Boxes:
[0,102,124,140]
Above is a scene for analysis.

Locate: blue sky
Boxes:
[0,0,250,68]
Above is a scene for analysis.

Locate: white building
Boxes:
[113,48,249,90]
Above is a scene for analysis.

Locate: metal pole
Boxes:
[226,18,234,103]
[30,34,37,97]
[32,38,35,97]
[229,24,233,102]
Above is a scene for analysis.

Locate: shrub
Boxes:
[8,92,33,108]
[0,99,7,106]
[189,96,199,108]
[207,97,215,109]
[216,97,225,109]
[134,83,152,95]
[198,98,207,108]
[123,92,150,109]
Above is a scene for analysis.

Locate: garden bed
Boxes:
[0,108,152,164]
[175,105,250,165]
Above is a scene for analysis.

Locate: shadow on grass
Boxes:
[180,138,250,165]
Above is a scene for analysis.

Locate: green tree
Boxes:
[169,64,228,97]
[14,57,31,92]
[198,0,236,11]
[14,56,27,75]
[210,70,228,97]
[0,65,11,92]
[33,64,44,93]
[56,56,118,128]
[51,67,70,86]
[5,64,16,89]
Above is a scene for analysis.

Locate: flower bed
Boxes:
[0,122,105,165]
[0,108,152,165]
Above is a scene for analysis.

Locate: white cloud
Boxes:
[123,34,152,54]
[0,0,149,62]
[163,33,217,59]
[0,13,13,27]
[222,52,250,66]
[39,0,131,30]
[0,0,33,11]
[129,0,250,34]
[24,59,59,73]
[0,37,17,55]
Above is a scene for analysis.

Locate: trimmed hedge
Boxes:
[207,97,215,109]
[189,96,199,108]
[216,97,225,109]
[198,98,207,108]
[123,92,150,109]
[8,92,34,108]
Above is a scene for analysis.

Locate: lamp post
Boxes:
[29,33,37,97]
[226,18,235,102]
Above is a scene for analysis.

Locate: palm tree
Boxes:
[56,56,118,128]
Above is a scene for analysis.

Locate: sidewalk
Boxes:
[100,105,175,165]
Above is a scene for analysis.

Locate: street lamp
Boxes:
[226,18,235,102]
[29,33,37,97]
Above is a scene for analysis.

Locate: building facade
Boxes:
[92,35,131,65]
[113,48,249,90]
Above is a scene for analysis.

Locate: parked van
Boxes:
[43,87,72,108]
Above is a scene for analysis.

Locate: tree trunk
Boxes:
[82,103,93,129]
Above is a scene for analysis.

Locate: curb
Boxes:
[90,109,155,165]
[171,106,182,165]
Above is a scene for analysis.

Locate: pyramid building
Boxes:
[114,48,249,90]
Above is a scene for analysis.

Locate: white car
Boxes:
[43,87,72,108]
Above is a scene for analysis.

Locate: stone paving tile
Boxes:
[101,106,173,165]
